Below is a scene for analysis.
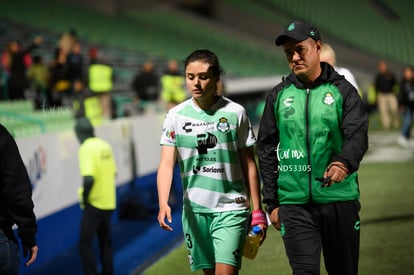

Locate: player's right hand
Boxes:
[158,205,173,231]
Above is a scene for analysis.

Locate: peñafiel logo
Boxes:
[26,146,47,190]
[196,132,217,154]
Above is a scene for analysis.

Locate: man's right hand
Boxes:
[269,207,281,230]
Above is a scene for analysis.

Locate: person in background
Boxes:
[48,48,71,107]
[157,49,267,274]
[0,124,38,274]
[67,41,84,89]
[73,79,88,118]
[131,60,160,113]
[1,36,42,100]
[320,42,360,92]
[27,55,50,110]
[74,79,104,126]
[75,118,117,275]
[160,59,187,110]
[257,20,368,275]
[56,31,76,58]
[374,60,399,130]
[397,65,414,147]
[88,47,114,121]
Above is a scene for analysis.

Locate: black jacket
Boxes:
[399,78,414,109]
[0,124,37,248]
[132,71,160,101]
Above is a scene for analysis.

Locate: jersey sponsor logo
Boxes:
[182,121,216,133]
[196,132,217,154]
[233,248,242,260]
[280,222,286,237]
[196,156,217,162]
[282,96,296,119]
[202,166,224,173]
[354,220,360,231]
[182,122,192,133]
[187,253,194,265]
[192,165,225,174]
[283,96,294,107]
[192,121,215,127]
[192,166,201,174]
[217,117,230,133]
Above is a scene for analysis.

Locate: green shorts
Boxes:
[182,209,249,272]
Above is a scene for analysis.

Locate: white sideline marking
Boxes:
[363,132,414,163]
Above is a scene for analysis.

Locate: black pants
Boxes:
[279,200,361,275]
[79,204,114,275]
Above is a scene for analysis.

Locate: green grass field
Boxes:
[144,131,414,275]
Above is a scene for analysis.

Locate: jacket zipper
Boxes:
[305,88,312,203]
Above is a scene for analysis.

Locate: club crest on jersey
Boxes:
[217,117,230,133]
[323,92,335,105]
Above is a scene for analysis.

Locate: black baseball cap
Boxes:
[275,20,322,46]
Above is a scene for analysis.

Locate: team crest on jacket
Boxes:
[217,117,230,133]
[323,92,335,105]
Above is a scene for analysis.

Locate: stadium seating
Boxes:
[252,0,414,66]
[0,0,412,73]
[0,0,412,135]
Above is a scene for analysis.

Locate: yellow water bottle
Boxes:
[243,225,262,259]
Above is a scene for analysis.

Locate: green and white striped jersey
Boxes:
[160,96,256,213]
